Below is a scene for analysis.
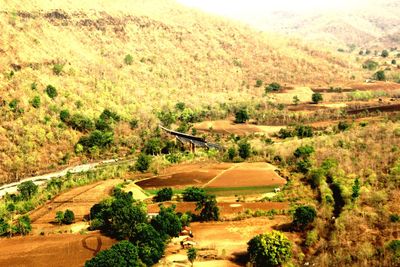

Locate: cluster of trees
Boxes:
[278,125,314,139]
[87,188,184,266]
[0,181,37,236]
[55,209,75,225]
[226,139,252,162]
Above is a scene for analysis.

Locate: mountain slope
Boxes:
[0,0,361,182]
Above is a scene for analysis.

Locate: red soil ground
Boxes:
[30,179,122,234]
[136,163,234,189]
[0,232,116,267]
[206,169,286,188]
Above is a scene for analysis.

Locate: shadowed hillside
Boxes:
[0,0,362,182]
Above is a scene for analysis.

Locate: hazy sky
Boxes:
[176,0,360,16]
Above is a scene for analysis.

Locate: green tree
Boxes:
[154,188,173,202]
[312,92,323,104]
[0,218,10,236]
[238,140,251,159]
[374,70,386,81]
[45,85,58,99]
[55,211,64,225]
[182,187,206,202]
[78,130,114,151]
[381,50,389,58]
[265,82,281,92]
[143,138,163,155]
[151,205,182,238]
[59,109,71,123]
[17,181,38,200]
[294,145,315,159]
[131,223,166,266]
[196,195,219,221]
[351,178,361,202]
[124,54,134,65]
[187,248,197,266]
[292,205,317,229]
[85,240,144,267]
[247,231,292,267]
[31,95,41,108]
[135,153,151,173]
[227,146,237,161]
[234,107,249,123]
[63,209,75,224]
[15,215,32,235]
[69,114,94,132]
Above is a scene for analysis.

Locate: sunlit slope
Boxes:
[0,0,360,182]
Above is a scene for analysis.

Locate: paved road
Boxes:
[0,159,120,198]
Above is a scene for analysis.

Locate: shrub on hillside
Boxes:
[247,231,292,267]
[381,50,389,58]
[78,130,114,150]
[17,181,38,201]
[234,107,249,123]
[69,114,95,132]
[338,121,351,131]
[45,85,58,99]
[294,145,315,159]
[312,92,323,104]
[238,140,251,159]
[124,54,134,65]
[135,153,151,173]
[374,70,386,81]
[59,109,71,123]
[154,188,173,202]
[143,138,163,155]
[292,205,317,230]
[255,79,263,87]
[53,64,64,75]
[362,60,379,70]
[15,215,32,235]
[63,209,75,224]
[265,82,281,93]
[30,96,41,108]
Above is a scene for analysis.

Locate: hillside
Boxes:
[217,0,400,49]
[0,0,364,183]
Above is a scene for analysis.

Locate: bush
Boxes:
[15,215,32,235]
[0,218,10,236]
[9,99,19,111]
[312,92,323,104]
[45,85,58,99]
[294,145,315,159]
[78,130,114,150]
[392,59,397,65]
[227,146,237,161]
[247,231,292,267]
[135,153,151,173]
[31,96,41,108]
[59,109,71,123]
[69,114,95,132]
[124,54,134,65]
[129,118,139,129]
[53,64,64,75]
[381,50,389,58]
[374,70,386,81]
[238,140,251,159]
[390,214,400,223]
[295,125,313,138]
[255,79,263,87]
[182,187,206,202]
[143,138,163,155]
[305,229,319,247]
[234,107,249,123]
[338,121,350,131]
[154,188,173,202]
[17,181,38,201]
[292,205,317,229]
[63,209,75,224]
[265,82,281,93]
[362,60,379,70]
[85,241,143,267]
[187,248,197,266]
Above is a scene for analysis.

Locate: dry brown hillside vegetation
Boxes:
[0,0,364,183]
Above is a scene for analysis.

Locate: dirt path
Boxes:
[0,232,116,267]
[202,164,239,188]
